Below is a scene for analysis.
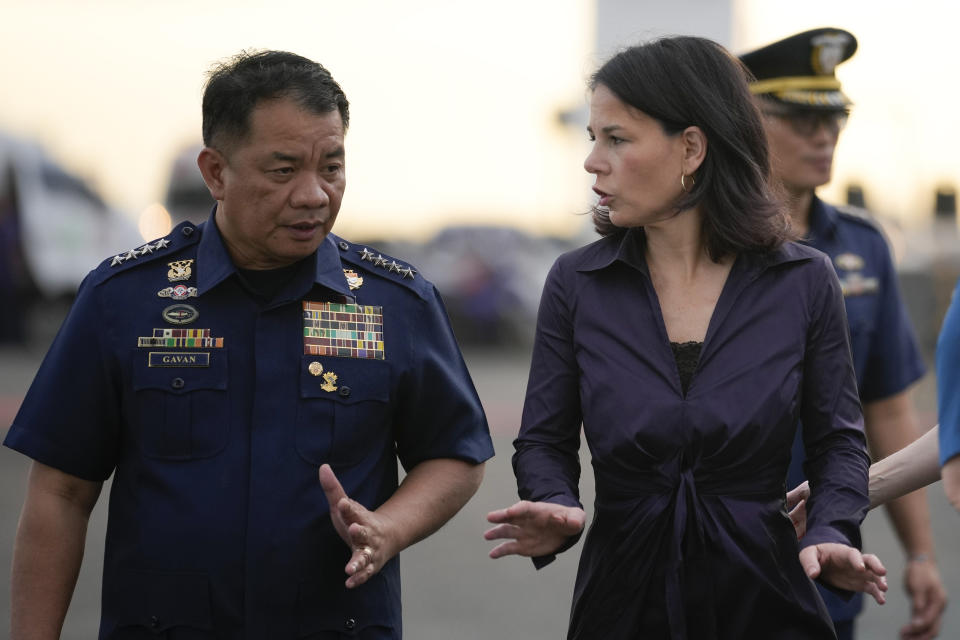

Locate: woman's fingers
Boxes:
[486,500,531,524]
[489,540,523,559]
[483,523,522,541]
[785,481,810,510]
[862,552,887,577]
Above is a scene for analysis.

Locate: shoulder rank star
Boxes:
[343,269,364,290]
[356,247,417,280]
[110,237,172,267]
[167,259,194,282]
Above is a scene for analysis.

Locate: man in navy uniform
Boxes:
[741,28,946,640]
[5,50,494,639]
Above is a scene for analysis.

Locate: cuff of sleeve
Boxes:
[799,525,859,551]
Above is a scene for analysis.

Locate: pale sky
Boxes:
[0,0,594,241]
[1,0,956,242]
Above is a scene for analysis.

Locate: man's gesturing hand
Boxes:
[319,464,398,589]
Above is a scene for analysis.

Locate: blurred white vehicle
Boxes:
[0,130,140,299]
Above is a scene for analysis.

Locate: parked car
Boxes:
[0,131,140,342]
[395,225,571,346]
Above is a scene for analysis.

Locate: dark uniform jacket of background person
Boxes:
[3,211,495,640]
[513,228,871,640]
[785,195,926,623]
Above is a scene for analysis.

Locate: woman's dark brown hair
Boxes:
[590,36,789,259]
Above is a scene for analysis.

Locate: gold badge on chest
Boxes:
[167,259,194,282]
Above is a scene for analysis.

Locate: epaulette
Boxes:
[92,220,202,282]
[835,204,883,232]
[331,233,431,301]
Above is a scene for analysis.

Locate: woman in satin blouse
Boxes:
[485,36,887,639]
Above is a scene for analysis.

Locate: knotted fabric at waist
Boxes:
[591,457,787,640]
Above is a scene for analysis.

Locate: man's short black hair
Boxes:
[202,50,349,153]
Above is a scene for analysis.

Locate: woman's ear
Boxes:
[197,147,227,201]
[680,126,707,175]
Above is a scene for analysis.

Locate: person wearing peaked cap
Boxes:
[3,50,494,638]
[741,28,947,640]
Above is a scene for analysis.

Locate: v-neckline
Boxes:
[640,252,759,398]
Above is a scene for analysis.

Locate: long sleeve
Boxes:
[512,258,584,566]
[799,255,871,550]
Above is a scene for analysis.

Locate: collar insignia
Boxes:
[167,259,194,282]
[343,269,364,290]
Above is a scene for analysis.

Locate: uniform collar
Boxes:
[196,206,353,300]
[805,194,838,244]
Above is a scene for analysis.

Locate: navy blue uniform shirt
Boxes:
[513,229,870,640]
[787,196,926,623]
[5,214,494,639]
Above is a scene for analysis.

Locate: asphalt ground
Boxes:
[2,337,959,639]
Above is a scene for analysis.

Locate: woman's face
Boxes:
[584,84,687,228]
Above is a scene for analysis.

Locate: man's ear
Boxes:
[680,126,707,175]
[197,147,227,201]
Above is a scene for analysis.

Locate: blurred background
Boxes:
[2,0,960,637]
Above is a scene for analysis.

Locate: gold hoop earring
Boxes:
[680,174,695,193]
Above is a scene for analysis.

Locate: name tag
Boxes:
[148,352,211,367]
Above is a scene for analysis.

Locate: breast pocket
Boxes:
[296,356,392,467]
[131,351,230,460]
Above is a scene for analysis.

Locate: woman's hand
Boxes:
[484,500,586,559]
[798,542,888,605]
[785,481,810,539]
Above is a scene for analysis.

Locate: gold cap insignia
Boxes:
[811,32,853,76]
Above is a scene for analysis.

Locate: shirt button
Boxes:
[150,615,160,628]
[345,617,357,630]
[339,241,350,251]
[171,377,185,390]
[182,226,194,236]
[338,386,351,397]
